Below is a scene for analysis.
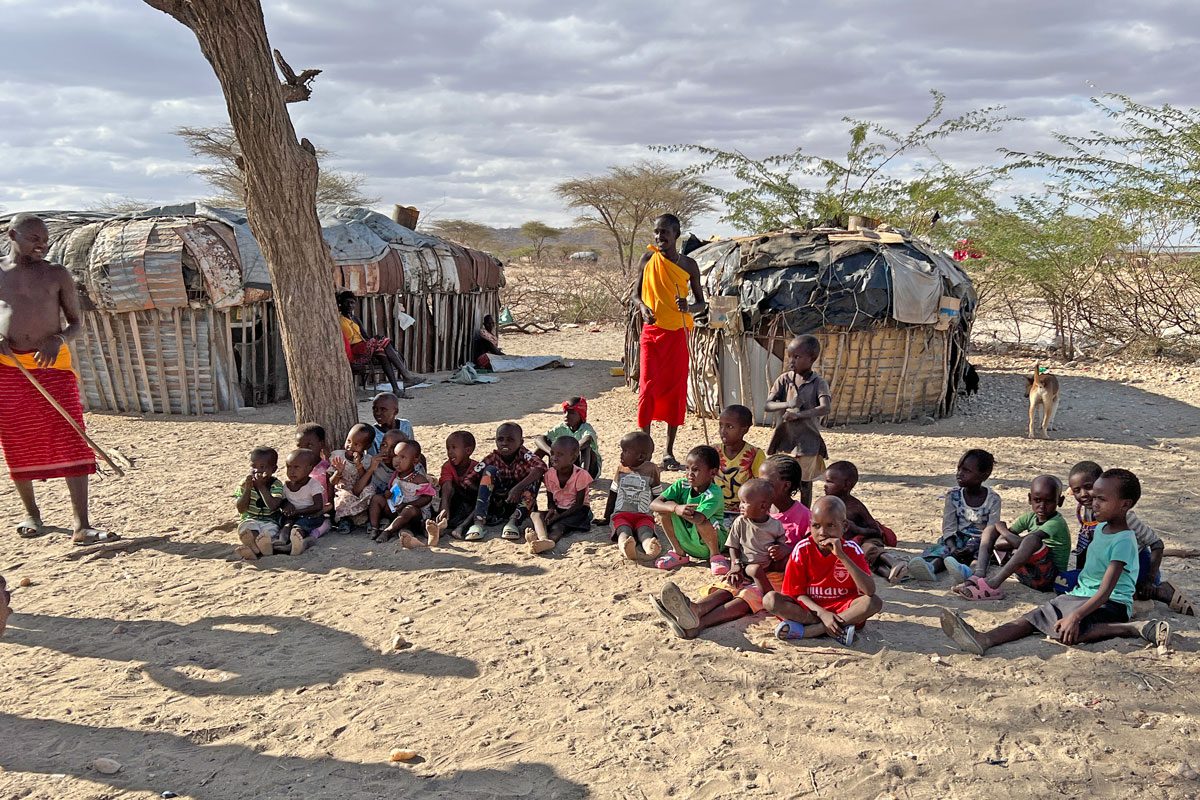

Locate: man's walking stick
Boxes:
[0,307,124,477]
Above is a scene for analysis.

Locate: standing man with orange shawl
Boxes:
[634,214,706,471]
[0,214,108,544]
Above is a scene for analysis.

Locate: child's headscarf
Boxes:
[563,397,588,423]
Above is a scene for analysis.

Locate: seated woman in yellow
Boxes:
[337,292,424,397]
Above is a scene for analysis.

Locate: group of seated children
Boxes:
[231,334,1194,656]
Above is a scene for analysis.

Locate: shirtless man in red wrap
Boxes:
[0,214,108,543]
[633,214,706,471]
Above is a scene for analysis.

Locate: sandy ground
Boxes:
[1,327,1198,800]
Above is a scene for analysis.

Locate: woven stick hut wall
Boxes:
[1,204,502,415]
[624,226,976,426]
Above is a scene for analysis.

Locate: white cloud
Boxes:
[0,0,1197,233]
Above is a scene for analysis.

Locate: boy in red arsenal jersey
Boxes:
[764,495,883,646]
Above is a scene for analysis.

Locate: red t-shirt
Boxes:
[438,459,480,490]
[781,539,869,610]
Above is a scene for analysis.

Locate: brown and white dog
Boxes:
[1024,363,1060,438]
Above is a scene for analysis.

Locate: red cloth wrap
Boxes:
[563,396,588,422]
[349,337,391,366]
[637,324,689,428]
[0,363,96,481]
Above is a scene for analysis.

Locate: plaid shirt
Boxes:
[481,446,544,492]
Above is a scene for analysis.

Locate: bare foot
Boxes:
[289,530,307,556]
[424,519,441,547]
[530,539,556,555]
[255,533,274,558]
[400,531,426,549]
[642,538,662,558]
[887,563,908,584]
[621,535,638,561]
[524,528,538,545]
[234,544,259,561]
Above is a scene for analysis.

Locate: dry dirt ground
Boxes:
[1,327,1197,800]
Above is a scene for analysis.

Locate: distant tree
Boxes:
[91,196,155,214]
[555,160,713,275]
[422,219,496,251]
[519,220,563,261]
[661,91,1014,245]
[175,124,379,207]
[143,0,357,440]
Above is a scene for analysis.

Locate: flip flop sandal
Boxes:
[651,595,696,639]
[774,620,806,640]
[654,550,689,571]
[952,575,1005,601]
[709,555,731,577]
[463,523,486,541]
[832,624,857,648]
[940,608,986,655]
[907,557,936,582]
[72,529,120,546]
[500,522,522,540]
[1140,620,1172,648]
[16,517,46,538]
[660,455,683,472]
[660,580,700,629]
[1169,589,1197,616]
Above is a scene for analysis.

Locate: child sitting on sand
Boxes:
[950,475,1070,599]
[1068,461,1195,616]
[908,449,1001,582]
[464,422,545,542]
[534,396,602,478]
[369,392,414,453]
[651,445,728,574]
[766,495,883,646]
[716,404,766,522]
[941,469,1172,654]
[279,448,328,556]
[368,440,436,544]
[598,431,662,561]
[233,446,285,561]
[428,430,482,541]
[819,461,906,584]
[765,335,831,508]
[525,436,594,554]
[652,479,789,639]
[296,423,333,534]
[330,424,378,530]
[758,454,810,545]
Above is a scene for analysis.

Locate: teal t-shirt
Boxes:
[659,479,726,559]
[545,422,602,471]
[1010,511,1071,572]
[1069,523,1139,613]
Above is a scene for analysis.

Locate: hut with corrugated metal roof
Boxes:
[0,204,503,415]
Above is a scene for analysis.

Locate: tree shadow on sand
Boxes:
[5,612,477,697]
[0,712,589,799]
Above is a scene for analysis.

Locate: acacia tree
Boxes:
[143,0,357,438]
[661,91,1014,246]
[421,219,496,251]
[555,160,713,275]
[519,220,563,261]
[174,125,379,207]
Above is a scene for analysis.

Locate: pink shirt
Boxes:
[772,501,811,545]
[544,465,592,510]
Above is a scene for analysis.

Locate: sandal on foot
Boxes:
[1140,620,1172,648]
[940,608,986,655]
[943,556,973,583]
[951,575,1005,601]
[775,620,806,640]
[832,624,857,648]
[16,517,45,538]
[1169,589,1197,616]
[654,550,690,571]
[659,581,700,630]
[907,557,936,582]
[501,522,522,541]
[660,455,683,472]
[709,555,731,577]
[463,523,486,541]
[651,595,696,639]
[72,529,120,546]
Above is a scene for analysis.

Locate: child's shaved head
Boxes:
[739,477,774,503]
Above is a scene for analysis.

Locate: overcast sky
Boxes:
[1,0,1196,236]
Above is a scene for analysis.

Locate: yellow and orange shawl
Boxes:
[0,343,73,372]
[640,246,694,332]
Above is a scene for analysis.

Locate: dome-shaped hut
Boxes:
[624,226,976,425]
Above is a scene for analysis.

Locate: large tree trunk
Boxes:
[144,0,357,438]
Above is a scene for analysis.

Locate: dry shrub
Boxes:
[501,260,627,325]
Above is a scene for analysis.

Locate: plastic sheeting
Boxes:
[692,229,975,334]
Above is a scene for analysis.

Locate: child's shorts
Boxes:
[1014,545,1059,592]
[548,505,593,533]
[238,519,280,540]
[610,512,655,540]
[705,580,765,613]
[290,515,327,535]
[818,594,862,617]
[1023,594,1129,639]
